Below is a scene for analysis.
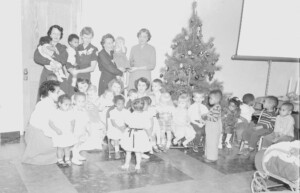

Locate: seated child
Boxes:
[108,78,124,96]
[49,94,76,167]
[150,79,163,106]
[172,94,196,147]
[75,78,90,94]
[99,89,114,123]
[38,36,67,82]
[241,96,278,156]
[236,93,255,144]
[66,34,79,87]
[72,92,89,165]
[262,102,295,148]
[188,90,209,152]
[113,37,130,88]
[108,95,129,159]
[125,89,138,111]
[219,97,241,149]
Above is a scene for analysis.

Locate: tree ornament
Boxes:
[191,55,195,59]
[160,74,164,78]
[180,54,185,58]
[185,36,189,40]
[187,50,192,55]
[180,63,183,68]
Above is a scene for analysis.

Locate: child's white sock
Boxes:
[218,134,223,149]
[115,145,120,153]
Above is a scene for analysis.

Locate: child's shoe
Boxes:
[65,160,72,167]
[192,145,199,153]
[141,153,150,159]
[152,145,161,153]
[225,141,232,149]
[172,138,178,146]
[57,160,66,167]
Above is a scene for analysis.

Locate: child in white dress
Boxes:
[72,92,89,165]
[37,36,67,82]
[49,94,76,167]
[120,98,152,172]
[108,95,129,159]
[172,94,196,147]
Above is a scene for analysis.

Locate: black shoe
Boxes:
[57,160,67,167]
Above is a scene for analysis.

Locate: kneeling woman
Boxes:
[22,80,61,165]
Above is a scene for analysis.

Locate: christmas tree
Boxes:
[161,1,223,100]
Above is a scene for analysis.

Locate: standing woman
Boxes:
[34,25,71,96]
[128,28,156,89]
[70,27,98,81]
[98,34,123,96]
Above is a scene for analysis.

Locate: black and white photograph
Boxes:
[0,0,299,192]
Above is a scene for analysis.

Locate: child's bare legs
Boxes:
[135,152,142,170]
[71,75,77,87]
[114,140,121,159]
[121,151,132,170]
[64,146,72,166]
[57,147,64,164]
[166,131,172,149]
[72,142,85,165]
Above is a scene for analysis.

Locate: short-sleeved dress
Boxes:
[120,111,152,152]
[51,109,76,147]
[75,43,98,80]
[107,108,129,140]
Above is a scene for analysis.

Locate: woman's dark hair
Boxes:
[113,95,125,104]
[134,77,151,90]
[38,80,60,99]
[137,28,152,42]
[100,33,115,48]
[132,98,145,112]
[38,36,52,47]
[58,94,71,104]
[141,96,152,105]
[47,25,64,39]
[68,34,79,43]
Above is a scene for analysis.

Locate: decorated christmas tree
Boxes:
[161,1,223,100]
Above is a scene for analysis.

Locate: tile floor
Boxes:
[0,132,292,193]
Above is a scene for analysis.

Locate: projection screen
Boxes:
[233,0,300,61]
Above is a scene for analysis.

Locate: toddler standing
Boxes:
[72,92,90,165]
[150,79,163,106]
[49,94,76,167]
[188,90,209,152]
[202,90,223,163]
[120,98,152,172]
[108,95,129,159]
[156,92,175,150]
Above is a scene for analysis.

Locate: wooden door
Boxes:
[22,0,81,129]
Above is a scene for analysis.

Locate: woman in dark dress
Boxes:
[34,25,72,96]
[97,34,123,96]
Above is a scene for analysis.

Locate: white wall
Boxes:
[0,0,23,133]
[80,0,299,98]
